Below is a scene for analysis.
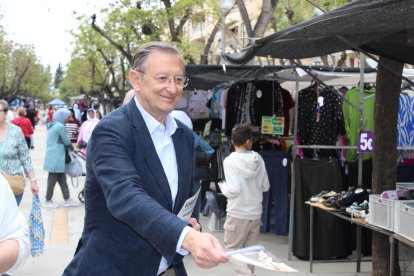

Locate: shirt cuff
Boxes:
[176,226,191,256]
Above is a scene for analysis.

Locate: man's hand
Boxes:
[187,218,201,232]
[182,229,228,268]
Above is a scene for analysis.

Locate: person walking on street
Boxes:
[219,123,270,276]
[0,100,39,206]
[24,104,37,149]
[76,109,99,157]
[6,106,16,123]
[65,108,81,144]
[12,107,33,149]
[43,108,79,208]
[64,41,227,276]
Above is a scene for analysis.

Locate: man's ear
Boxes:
[129,70,141,91]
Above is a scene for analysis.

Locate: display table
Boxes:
[306,201,393,274]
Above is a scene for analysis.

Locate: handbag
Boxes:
[65,151,84,187]
[29,195,45,257]
[2,173,25,196]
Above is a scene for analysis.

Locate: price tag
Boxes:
[358,131,374,153]
[261,116,284,135]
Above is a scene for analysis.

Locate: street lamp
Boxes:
[217,0,235,64]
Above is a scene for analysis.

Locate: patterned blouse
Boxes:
[298,85,345,158]
[0,122,33,176]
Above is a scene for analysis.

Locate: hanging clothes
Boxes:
[297,84,345,158]
[188,89,210,119]
[224,80,284,136]
[342,86,376,161]
[397,92,414,164]
[280,88,295,137]
[259,150,289,235]
[293,158,351,260]
[208,85,225,130]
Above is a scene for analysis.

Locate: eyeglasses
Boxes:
[134,70,189,88]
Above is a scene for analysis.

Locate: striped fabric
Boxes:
[398,94,414,161]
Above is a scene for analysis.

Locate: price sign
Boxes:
[261,116,284,135]
[358,131,374,153]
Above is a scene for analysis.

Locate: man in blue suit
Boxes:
[64,42,228,275]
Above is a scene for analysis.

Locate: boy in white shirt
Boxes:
[219,123,270,276]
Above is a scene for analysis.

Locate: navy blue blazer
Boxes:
[64,100,195,275]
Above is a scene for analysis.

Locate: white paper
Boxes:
[177,188,201,221]
[228,245,297,272]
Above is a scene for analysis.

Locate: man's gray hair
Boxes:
[0,100,9,112]
[131,41,184,72]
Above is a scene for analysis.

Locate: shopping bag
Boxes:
[65,151,83,178]
[29,195,45,257]
[65,151,84,188]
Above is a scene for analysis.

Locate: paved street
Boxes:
[14,123,373,275]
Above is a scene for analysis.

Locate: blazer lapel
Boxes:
[127,101,173,211]
[171,127,191,214]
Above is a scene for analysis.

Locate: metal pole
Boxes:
[221,12,226,65]
[288,72,300,260]
[358,53,365,188]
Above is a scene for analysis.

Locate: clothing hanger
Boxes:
[312,149,320,160]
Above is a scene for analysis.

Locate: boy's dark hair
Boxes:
[231,123,252,146]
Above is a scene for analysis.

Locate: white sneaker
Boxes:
[64,198,80,207]
[42,200,59,208]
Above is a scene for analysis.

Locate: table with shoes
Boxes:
[306,186,414,275]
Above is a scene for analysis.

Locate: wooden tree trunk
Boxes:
[372,56,403,275]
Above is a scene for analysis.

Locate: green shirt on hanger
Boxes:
[342,86,376,161]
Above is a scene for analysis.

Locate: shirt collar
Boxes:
[134,96,177,136]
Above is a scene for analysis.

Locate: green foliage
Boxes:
[54,63,64,89]
[0,30,51,101]
[274,0,350,30]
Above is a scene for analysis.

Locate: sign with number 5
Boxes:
[358,131,374,153]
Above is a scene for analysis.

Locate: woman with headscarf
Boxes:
[73,103,82,122]
[77,109,99,157]
[43,108,79,208]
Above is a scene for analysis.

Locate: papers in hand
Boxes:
[177,188,201,221]
[226,245,297,272]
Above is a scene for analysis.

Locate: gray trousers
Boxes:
[46,172,70,201]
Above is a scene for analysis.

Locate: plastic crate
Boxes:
[368,194,395,231]
[394,201,414,242]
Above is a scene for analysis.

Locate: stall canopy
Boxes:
[185,64,379,90]
[186,65,293,90]
[224,0,414,65]
[48,98,66,106]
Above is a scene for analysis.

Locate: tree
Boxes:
[54,63,64,89]
[372,56,404,275]
[64,0,351,105]
[0,32,51,101]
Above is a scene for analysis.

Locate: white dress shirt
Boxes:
[134,98,190,275]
